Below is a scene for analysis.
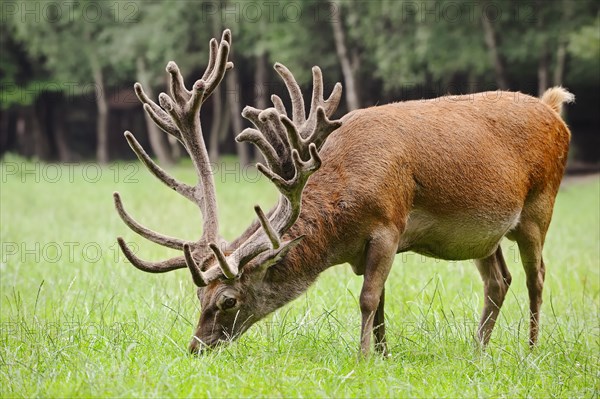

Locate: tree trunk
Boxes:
[329,1,360,110]
[536,0,549,96]
[167,135,182,160]
[137,57,174,166]
[253,53,268,163]
[226,67,249,166]
[0,109,10,158]
[468,71,479,93]
[15,109,28,157]
[54,99,71,162]
[350,47,361,102]
[208,81,223,161]
[219,104,231,146]
[553,42,567,87]
[481,6,509,90]
[29,110,48,161]
[537,47,550,96]
[553,0,571,87]
[158,73,182,161]
[92,64,109,164]
[32,101,50,161]
[254,53,268,110]
[208,18,226,162]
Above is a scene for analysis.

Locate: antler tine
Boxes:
[201,38,218,82]
[299,66,343,142]
[236,128,280,172]
[183,244,207,286]
[259,108,293,176]
[241,106,264,126]
[274,63,306,125]
[311,66,343,119]
[324,82,343,118]
[310,66,324,113]
[254,205,281,249]
[268,65,343,161]
[117,237,187,273]
[306,107,343,151]
[134,83,181,140]
[202,30,234,81]
[257,145,321,205]
[271,94,287,115]
[209,243,238,279]
[242,106,284,149]
[166,61,191,104]
[183,243,226,287]
[204,30,232,99]
[240,107,293,178]
[114,192,186,250]
[281,106,341,161]
[251,147,319,244]
[123,131,197,203]
[241,144,320,257]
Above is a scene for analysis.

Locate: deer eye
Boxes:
[222,297,237,310]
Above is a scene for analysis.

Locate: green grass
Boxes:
[1,156,598,398]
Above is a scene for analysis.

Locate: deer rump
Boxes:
[299,90,571,267]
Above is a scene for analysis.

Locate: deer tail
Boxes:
[541,86,575,114]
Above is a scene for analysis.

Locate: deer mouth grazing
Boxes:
[188,335,224,355]
[188,310,258,355]
[188,327,250,355]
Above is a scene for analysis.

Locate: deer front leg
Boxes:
[359,228,398,357]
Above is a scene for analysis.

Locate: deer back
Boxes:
[281,90,572,266]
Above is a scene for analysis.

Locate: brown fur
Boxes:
[190,89,573,356]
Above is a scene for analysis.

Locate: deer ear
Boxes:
[258,235,305,271]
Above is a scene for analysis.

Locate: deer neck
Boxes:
[261,200,338,308]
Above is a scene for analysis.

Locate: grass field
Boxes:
[1,156,598,398]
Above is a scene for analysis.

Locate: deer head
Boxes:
[113,30,343,353]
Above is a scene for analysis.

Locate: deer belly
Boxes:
[397,209,521,260]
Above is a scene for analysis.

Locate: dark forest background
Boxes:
[1,0,598,170]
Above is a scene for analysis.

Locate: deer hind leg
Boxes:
[373,287,389,356]
[513,220,546,346]
[359,227,399,357]
[476,246,512,346]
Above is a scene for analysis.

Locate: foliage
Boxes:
[8,0,119,84]
[567,14,600,84]
[2,0,599,160]
[0,23,56,108]
[102,1,215,84]
[4,0,599,99]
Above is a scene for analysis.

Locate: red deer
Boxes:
[113,30,574,356]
